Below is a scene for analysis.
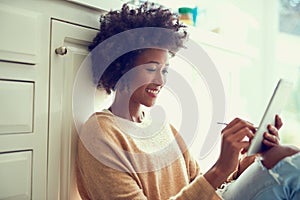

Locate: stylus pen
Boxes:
[217,122,229,126]
[217,122,258,129]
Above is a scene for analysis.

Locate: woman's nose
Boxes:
[153,71,166,86]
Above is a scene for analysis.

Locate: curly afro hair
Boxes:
[89,2,188,94]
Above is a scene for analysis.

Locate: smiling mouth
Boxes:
[145,88,160,96]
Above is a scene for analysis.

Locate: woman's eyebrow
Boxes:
[146,61,160,64]
[145,61,170,66]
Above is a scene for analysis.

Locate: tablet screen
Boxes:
[247,79,293,156]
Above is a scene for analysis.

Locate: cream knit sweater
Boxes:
[76,110,221,200]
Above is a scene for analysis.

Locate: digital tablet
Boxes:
[247,79,293,156]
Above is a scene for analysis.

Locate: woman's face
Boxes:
[128,48,169,107]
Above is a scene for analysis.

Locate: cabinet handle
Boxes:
[55,46,68,55]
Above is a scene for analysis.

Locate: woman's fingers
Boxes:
[275,114,283,130]
[222,118,256,134]
[263,124,280,147]
[225,127,255,141]
[230,128,254,153]
[263,137,278,147]
[222,120,255,154]
[217,118,257,174]
[268,124,279,138]
[263,132,279,146]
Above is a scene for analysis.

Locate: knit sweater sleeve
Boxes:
[169,125,222,200]
[170,176,221,200]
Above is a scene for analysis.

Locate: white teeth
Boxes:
[146,89,159,94]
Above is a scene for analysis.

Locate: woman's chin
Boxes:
[142,100,156,108]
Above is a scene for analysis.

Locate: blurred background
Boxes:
[126,0,300,171]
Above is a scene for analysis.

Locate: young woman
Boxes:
[76,3,287,200]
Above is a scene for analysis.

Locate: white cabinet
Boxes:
[0,3,48,199]
[48,20,98,200]
[0,1,102,199]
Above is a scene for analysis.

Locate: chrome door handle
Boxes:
[55,46,68,55]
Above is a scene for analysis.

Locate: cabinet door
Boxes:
[48,20,98,200]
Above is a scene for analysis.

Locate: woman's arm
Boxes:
[261,144,300,169]
[204,118,256,188]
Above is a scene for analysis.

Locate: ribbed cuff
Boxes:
[171,176,222,200]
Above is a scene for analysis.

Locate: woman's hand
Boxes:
[228,115,283,181]
[217,118,256,174]
[262,115,282,150]
[204,118,255,188]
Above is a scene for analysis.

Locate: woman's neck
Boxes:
[109,91,144,123]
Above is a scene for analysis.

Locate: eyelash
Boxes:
[146,68,169,75]
[146,68,156,72]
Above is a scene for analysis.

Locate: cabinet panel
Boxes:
[0,80,34,134]
[49,19,98,200]
[0,151,32,200]
[0,4,39,64]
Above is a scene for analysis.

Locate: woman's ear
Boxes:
[116,77,130,94]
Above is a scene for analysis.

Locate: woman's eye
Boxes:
[162,69,169,75]
[146,68,156,72]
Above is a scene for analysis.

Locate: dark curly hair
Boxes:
[89,2,188,94]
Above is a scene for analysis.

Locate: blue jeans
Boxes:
[218,152,300,200]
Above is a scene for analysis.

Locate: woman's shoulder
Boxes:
[86,109,115,125]
[79,110,133,150]
[95,109,114,120]
[79,109,118,136]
